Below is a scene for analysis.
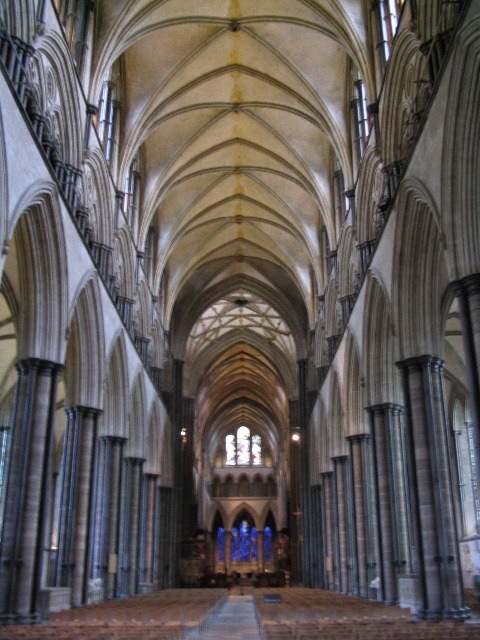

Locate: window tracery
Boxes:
[225,426,261,466]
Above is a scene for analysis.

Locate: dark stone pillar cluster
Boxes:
[140,473,159,587]
[332,455,349,593]
[320,471,335,590]
[309,485,324,588]
[0,359,62,624]
[118,456,145,597]
[347,434,369,598]
[54,406,101,606]
[90,436,126,600]
[396,356,469,620]
[157,486,175,589]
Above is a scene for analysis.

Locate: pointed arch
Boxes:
[227,502,259,530]
[34,31,83,167]
[102,331,129,438]
[327,368,345,458]
[80,148,115,245]
[6,182,68,363]
[356,146,384,245]
[127,370,148,458]
[112,225,136,300]
[64,273,106,408]
[145,398,164,475]
[342,329,365,436]
[392,179,449,359]
[380,27,423,165]
[363,273,398,405]
[442,14,480,278]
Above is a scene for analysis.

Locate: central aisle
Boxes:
[198,594,262,640]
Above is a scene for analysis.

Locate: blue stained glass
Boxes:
[264,526,272,562]
[217,527,225,562]
[251,527,258,561]
[231,527,240,561]
[240,520,250,561]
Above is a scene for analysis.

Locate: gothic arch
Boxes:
[337,225,358,299]
[342,330,365,436]
[64,273,106,409]
[356,147,384,245]
[80,148,115,246]
[33,31,83,167]
[5,182,68,363]
[326,368,346,459]
[442,14,480,278]
[102,331,129,438]
[127,371,148,458]
[392,179,449,359]
[185,329,297,400]
[133,278,152,340]
[112,226,136,300]
[227,502,259,531]
[380,26,423,165]
[362,273,397,405]
[145,399,164,475]
[171,274,308,362]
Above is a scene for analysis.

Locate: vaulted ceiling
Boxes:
[93,0,372,458]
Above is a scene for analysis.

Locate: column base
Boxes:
[414,607,471,621]
[0,612,42,625]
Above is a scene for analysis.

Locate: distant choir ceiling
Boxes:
[94,0,368,428]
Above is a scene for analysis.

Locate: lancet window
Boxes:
[225,426,261,466]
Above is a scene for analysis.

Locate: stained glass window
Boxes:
[264,526,272,562]
[251,527,258,561]
[230,520,258,563]
[231,527,240,562]
[240,520,250,561]
[226,434,236,466]
[225,427,262,465]
[217,527,225,562]
[237,426,250,465]
[252,434,262,465]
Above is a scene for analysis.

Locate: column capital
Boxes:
[365,403,404,416]
[16,358,64,377]
[100,435,127,445]
[86,103,98,116]
[331,455,348,464]
[65,405,102,419]
[346,433,371,443]
[125,456,146,466]
[395,354,444,372]
[145,473,159,481]
[451,273,480,298]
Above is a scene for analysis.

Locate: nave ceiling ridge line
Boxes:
[124,61,342,163]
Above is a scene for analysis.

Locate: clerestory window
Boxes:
[372,0,402,65]
[225,426,261,466]
[351,71,370,163]
[124,157,140,229]
[97,80,118,162]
